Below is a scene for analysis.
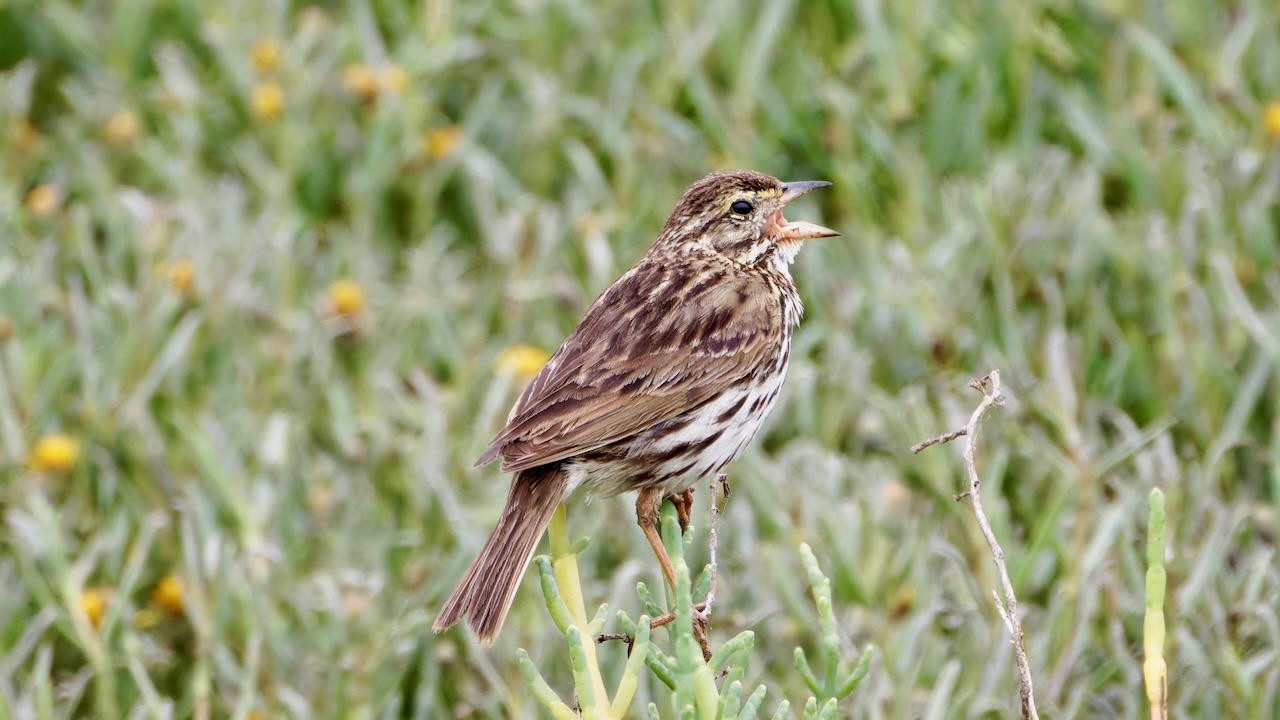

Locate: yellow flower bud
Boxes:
[341,63,378,102]
[250,37,282,74]
[24,184,60,217]
[165,259,195,295]
[151,575,184,614]
[104,110,139,146]
[495,345,549,379]
[30,434,79,472]
[1265,101,1280,144]
[328,279,365,316]
[80,588,108,628]
[422,126,462,159]
[251,83,284,122]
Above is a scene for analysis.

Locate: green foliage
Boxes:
[1143,489,1167,719]
[524,501,869,719]
[793,545,874,705]
[2,0,1280,717]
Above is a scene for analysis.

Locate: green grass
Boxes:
[3,0,1280,716]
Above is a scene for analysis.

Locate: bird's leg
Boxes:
[671,487,696,534]
[636,487,677,591]
[637,487,712,660]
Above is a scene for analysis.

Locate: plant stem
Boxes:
[547,504,610,713]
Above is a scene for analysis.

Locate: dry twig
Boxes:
[910,427,967,453]
[701,473,726,618]
[915,370,1039,720]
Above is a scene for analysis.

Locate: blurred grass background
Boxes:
[2,0,1280,717]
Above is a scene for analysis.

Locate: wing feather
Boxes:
[475,259,780,473]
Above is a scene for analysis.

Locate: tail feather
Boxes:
[433,465,568,643]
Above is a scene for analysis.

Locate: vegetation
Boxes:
[3,0,1279,716]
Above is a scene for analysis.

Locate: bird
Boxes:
[433,169,838,643]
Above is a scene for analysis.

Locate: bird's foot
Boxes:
[672,487,696,534]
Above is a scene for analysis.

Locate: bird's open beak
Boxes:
[780,180,832,203]
[771,180,839,241]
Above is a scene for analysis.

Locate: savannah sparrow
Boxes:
[434,170,838,642]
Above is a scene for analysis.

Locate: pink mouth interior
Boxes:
[769,209,789,234]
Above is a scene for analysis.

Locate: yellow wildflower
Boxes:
[1265,101,1280,144]
[250,37,282,74]
[341,63,378,102]
[377,65,409,96]
[251,83,284,122]
[327,279,365,316]
[422,126,462,159]
[164,258,195,295]
[80,588,108,628]
[104,110,139,146]
[24,184,59,217]
[30,434,79,472]
[151,575,184,614]
[495,345,549,379]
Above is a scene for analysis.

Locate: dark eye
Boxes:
[730,200,753,215]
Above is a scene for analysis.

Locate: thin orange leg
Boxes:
[636,487,711,659]
[636,487,677,590]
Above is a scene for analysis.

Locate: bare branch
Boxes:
[915,370,1038,720]
[594,632,635,655]
[911,427,968,453]
[702,473,725,618]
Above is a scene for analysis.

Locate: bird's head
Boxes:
[657,170,838,266]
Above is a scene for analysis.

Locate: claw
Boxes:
[672,487,696,534]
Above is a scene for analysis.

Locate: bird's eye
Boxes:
[730,200,753,215]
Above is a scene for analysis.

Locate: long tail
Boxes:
[433,464,568,643]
